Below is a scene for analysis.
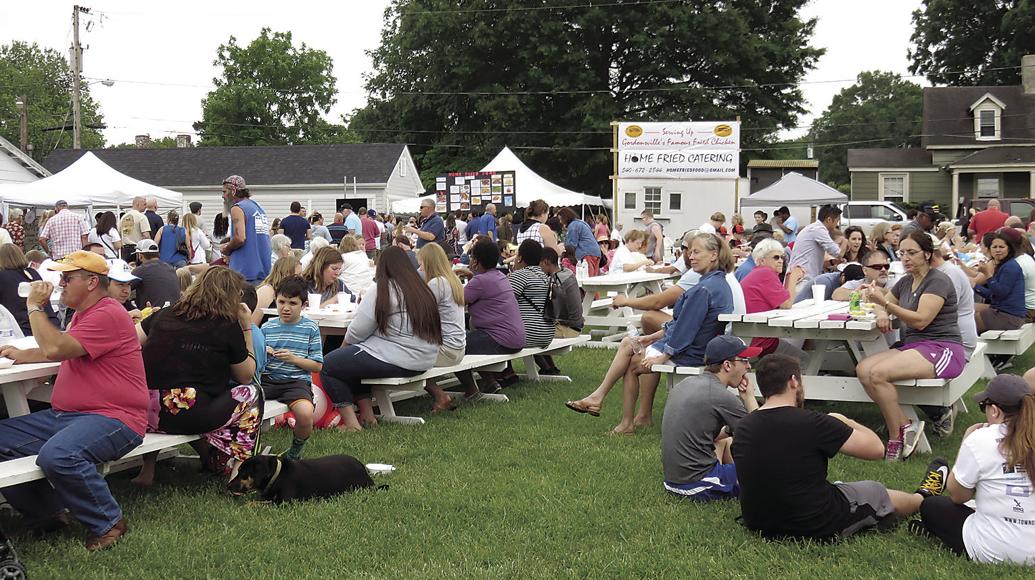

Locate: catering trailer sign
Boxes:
[617,121,739,179]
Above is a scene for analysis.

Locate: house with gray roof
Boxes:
[43,143,424,223]
[848,55,1035,216]
[0,135,49,184]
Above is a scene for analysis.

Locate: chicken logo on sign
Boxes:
[625,125,643,138]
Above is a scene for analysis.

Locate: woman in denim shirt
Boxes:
[566,233,734,434]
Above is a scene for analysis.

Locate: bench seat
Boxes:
[0,400,290,489]
[978,323,1035,357]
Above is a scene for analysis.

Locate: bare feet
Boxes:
[633,417,653,429]
[130,471,154,487]
[610,424,635,436]
[431,398,456,413]
[336,424,362,433]
[336,405,363,432]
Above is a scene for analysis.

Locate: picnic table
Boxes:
[0,337,59,417]
[712,299,985,454]
[261,307,355,338]
[576,271,677,343]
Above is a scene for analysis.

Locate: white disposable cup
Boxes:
[337,292,353,304]
[812,284,825,305]
[308,293,322,309]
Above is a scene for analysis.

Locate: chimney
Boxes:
[175,134,192,148]
[1023,54,1035,95]
[134,134,152,149]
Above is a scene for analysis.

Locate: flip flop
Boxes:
[565,400,601,417]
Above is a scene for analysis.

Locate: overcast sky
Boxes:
[3,0,922,147]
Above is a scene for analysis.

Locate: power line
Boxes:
[397,0,686,16]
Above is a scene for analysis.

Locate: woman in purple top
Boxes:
[454,239,525,397]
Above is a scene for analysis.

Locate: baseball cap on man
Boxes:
[917,202,940,217]
[367,209,377,217]
[973,374,1031,409]
[135,239,160,254]
[703,335,762,364]
[47,250,110,276]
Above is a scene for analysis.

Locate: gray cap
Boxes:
[973,374,1032,409]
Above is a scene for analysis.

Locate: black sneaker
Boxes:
[917,457,949,498]
[907,517,931,538]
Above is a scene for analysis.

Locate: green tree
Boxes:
[194,28,338,145]
[110,135,182,149]
[0,41,104,161]
[909,0,1035,86]
[808,71,922,189]
[351,0,823,193]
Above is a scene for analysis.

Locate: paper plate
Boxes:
[0,357,13,369]
[365,463,395,475]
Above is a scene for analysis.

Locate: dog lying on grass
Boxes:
[228,454,383,503]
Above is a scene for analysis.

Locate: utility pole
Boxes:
[16,96,28,153]
[71,5,90,150]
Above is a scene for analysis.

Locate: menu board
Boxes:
[434,171,516,215]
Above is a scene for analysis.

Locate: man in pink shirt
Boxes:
[359,207,379,259]
[968,198,1009,240]
[0,251,148,551]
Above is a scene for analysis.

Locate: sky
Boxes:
[2,0,923,147]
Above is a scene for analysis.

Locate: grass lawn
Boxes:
[9,347,1035,578]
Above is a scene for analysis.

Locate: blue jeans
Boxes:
[0,409,142,535]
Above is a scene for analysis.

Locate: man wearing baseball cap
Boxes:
[130,239,180,309]
[733,354,949,541]
[662,335,760,502]
[901,201,940,238]
[911,374,1035,563]
[0,250,148,550]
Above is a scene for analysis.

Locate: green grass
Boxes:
[10,348,1035,578]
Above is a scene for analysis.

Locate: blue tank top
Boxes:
[229,198,272,282]
[158,225,187,265]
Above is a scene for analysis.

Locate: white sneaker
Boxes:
[900,421,926,460]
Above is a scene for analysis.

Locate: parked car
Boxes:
[839,201,909,236]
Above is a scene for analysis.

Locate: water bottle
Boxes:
[627,323,644,355]
[576,260,589,279]
[17,281,31,298]
[849,290,863,316]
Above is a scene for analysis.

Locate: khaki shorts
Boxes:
[434,345,465,367]
[554,324,581,339]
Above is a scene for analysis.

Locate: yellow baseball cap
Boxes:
[47,251,110,276]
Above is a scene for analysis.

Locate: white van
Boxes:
[839,201,908,236]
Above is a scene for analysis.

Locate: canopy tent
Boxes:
[0,151,183,207]
[739,171,847,208]
[480,147,611,209]
[391,194,434,214]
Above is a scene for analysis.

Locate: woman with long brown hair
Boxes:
[251,255,302,325]
[135,266,259,481]
[914,374,1035,564]
[320,246,442,430]
[301,245,348,307]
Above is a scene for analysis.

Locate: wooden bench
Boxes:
[362,336,589,425]
[652,341,987,455]
[978,323,1035,378]
[0,400,290,489]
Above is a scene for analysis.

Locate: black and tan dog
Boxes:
[228,454,382,504]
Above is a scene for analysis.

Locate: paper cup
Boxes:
[812,285,825,305]
[307,293,322,309]
[337,291,354,305]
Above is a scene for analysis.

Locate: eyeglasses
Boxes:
[60,272,97,283]
[978,401,993,413]
[865,263,891,271]
[733,357,752,364]
[768,255,784,261]
[898,249,923,258]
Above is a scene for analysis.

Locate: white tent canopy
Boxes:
[391,194,434,214]
[0,151,183,207]
[739,171,847,208]
[480,147,611,208]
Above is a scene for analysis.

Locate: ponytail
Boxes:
[1002,394,1035,486]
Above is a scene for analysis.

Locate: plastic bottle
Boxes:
[576,260,589,279]
[17,281,31,298]
[849,290,863,316]
[627,323,644,354]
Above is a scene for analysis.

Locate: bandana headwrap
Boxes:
[223,175,247,193]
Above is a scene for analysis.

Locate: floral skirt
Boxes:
[151,385,264,477]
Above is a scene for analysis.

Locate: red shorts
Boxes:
[897,340,965,379]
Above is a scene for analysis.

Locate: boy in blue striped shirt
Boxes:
[260,276,323,459]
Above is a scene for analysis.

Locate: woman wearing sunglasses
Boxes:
[739,238,808,363]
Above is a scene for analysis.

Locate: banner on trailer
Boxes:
[617,121,739,179]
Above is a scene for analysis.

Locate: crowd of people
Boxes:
[1,181,1034,565]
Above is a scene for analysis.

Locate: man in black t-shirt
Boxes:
[279,201,311,250]
[732,354,950,540]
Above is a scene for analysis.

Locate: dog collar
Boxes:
[262,457,283,495]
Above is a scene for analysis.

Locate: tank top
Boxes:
[158,225,187,264]
[516,220,545,246]
[229,198,272,282]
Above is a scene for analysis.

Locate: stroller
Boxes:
[0,525,27,579]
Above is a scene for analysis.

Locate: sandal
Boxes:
[565,400,601,417]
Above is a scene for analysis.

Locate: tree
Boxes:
[0,41,104,161]
[808,71,922,189]
[194,29,339,146]
[909,0,1035,86]
[110,135,182,149]
[351,0,823,193]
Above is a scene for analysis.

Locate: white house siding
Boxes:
[0,151,43,184]
[614,177,742,242]
[382,147,426,213]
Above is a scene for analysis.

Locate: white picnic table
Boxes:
[576,270,677,342]
[0,337,60,417]
[716,299,986,454]
[261,308,355,337]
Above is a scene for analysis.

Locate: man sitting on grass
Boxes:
[732,354,949,540]
[662,336,760,501]
[260,275,324,458]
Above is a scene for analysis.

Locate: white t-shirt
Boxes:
[1013,253,1035,310]
[954,423,1035,565]
[609,245,647,274]
[87,228,121,259]
[339,250,374,297]
[456,219,468,243]
[190,227,211,265]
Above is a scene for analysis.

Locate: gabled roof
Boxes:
[969,92,1007,111]
[0,135,50,180]
[43,143,410,187]
[746,159,818,169]
[847,148,933,168]
[923,85,1035,147]
[947,146,1035,167]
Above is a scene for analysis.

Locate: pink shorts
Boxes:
[897,340,965,379]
